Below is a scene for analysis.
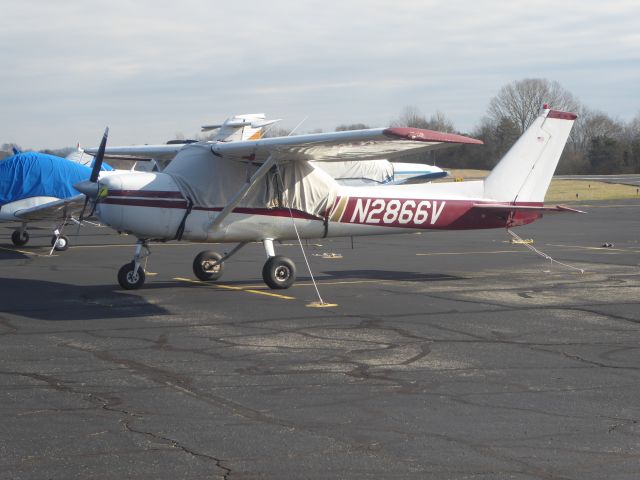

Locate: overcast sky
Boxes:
[1,0,639,150]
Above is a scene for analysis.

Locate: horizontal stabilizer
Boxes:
[472,203,586,214]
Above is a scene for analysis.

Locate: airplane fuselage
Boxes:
[95,171,540,243]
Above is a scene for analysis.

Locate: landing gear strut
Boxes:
[118,239,150,290]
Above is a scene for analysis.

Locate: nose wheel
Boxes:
[118,239,150,290]
[118,261,146,290]
[50,235,69,252]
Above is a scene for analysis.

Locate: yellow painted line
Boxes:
[0,246,54,257]
[173,277,295,300]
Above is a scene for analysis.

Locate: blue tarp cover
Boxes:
[0,152,93,205]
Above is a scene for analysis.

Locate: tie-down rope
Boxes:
[274,161,328,306]
[507,229,585,274]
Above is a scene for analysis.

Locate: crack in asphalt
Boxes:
[0,369,232,478]
[2,260,639,477]
[122,421,232,479]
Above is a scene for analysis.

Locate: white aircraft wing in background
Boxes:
[85,144,183,165]
[86,113,281,169]
[5,194,86,222]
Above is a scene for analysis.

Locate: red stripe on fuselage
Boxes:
[102,197,189,209]
[336,196,542,230]
[107,190,184,199]
[101,195,321,220]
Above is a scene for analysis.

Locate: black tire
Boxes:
[51,235,69,252]
[262,255,296,289]
[193,250,224,281]
[117,261,146,290]
[11,230,29,247]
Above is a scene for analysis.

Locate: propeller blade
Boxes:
[78,127,108,226]
[90,127,109,183]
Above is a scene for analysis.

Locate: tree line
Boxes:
[335,78,640,175]
[3,78,638,174]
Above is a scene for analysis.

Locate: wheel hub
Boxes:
[127,271,140,283]
[203,261,221,273]
[275,266,290,281]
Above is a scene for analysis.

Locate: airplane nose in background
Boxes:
[74,180,99,197]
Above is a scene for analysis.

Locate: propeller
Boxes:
[75,127,109,224]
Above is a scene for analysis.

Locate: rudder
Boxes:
[483,106,577,203]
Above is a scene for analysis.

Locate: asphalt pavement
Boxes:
[1,200,639,479]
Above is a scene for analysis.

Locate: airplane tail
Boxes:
[483,106,577,203]
[201,113,281,142]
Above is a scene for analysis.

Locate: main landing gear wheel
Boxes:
[50,235,69,252]
[262,255,296,289]
[193,250,224,281]
[118,261,146,290]
[11,230,29,247]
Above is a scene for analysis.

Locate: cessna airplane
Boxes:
[76,105,579,290]
[0,149,112,251]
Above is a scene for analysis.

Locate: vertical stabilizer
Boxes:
[201,114,281,142]
[483,106,577,203]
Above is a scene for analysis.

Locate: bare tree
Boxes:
[391,106,456,132]
[391,106,429,128]
[335,123,369,131]
[487,78,580,133]
[263,127,292,138]
[1,142,22,153]
[426,111,456,133]
[569,107,622,154]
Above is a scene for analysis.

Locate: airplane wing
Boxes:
[12,194,86,221]
[209,128,483,163]
[85,144,184,164]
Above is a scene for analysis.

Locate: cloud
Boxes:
[0,0,638,148]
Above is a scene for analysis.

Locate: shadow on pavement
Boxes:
[0,277,169,321]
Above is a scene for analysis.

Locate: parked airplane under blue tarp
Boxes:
[0,151,111,250]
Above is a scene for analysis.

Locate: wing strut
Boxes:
[207,154,277,231]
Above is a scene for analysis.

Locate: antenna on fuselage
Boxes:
[287,116,309,136]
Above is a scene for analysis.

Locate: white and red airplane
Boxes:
[76,105,579,290]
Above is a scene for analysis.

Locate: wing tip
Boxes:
[383,127,483,145]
